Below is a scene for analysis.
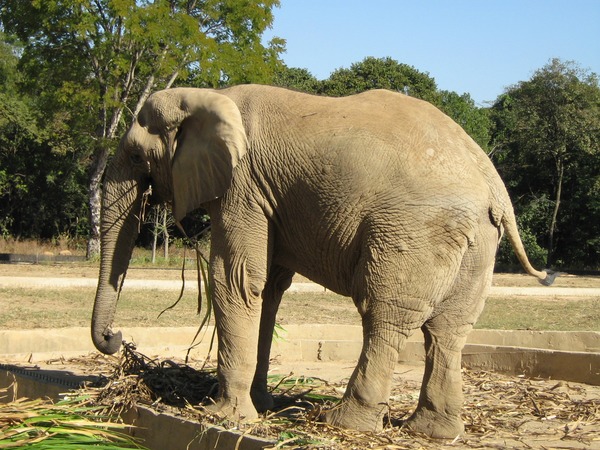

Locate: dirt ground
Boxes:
[3,262,600,287]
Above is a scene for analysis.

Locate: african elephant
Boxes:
[91,84,554,438]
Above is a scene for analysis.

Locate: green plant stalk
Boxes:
[185,242,216,365]
[0,395,146,449]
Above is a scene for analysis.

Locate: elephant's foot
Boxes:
[250,384,274,413]
[324,399,386,432]
[205,395,258,422]
[404,407,464,439]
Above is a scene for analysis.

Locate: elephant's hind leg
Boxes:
[251,265,294,412]
[405,224,497,439]
[325,290,431,432]
[324,232,467,432]
[405,320,471,438]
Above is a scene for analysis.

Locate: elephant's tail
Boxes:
[500,206,557,286]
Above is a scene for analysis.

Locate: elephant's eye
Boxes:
[130,153,144,165]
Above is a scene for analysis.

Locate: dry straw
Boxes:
[68,344,600,449]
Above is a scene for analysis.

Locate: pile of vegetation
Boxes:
[50,343,599,449]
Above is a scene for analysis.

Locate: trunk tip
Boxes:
[93,329,123,355]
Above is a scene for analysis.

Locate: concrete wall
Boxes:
[1,325,598,359]
[2,325,598,386]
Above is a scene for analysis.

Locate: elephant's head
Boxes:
[91,88,247,354]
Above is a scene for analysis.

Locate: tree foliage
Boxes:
[437,90,491,150]
[0,0,283,255]
[491,59,600,268]
[0,34,88,240]
[273,67,320,94]
[2,13,599,271]
[320,56,439,102]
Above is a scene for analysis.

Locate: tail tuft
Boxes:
[538,270,558,287]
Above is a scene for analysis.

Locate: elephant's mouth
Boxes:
[145,177,173,208]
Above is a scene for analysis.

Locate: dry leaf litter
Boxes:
[42,342,600,449]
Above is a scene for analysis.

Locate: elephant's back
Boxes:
[232,85,488,181]
[228,83,497,224]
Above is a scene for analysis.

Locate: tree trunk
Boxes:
[87,140,111,258]
[151,210,158,264]
[163,207,169,260]
[87,115,125,259]
[87,67,178,259]
[547,158,564,266]
[133,75,156,117]
[87,56,142,259]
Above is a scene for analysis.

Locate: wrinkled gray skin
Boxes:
[92,85,554,438]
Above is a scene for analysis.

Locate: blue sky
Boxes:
[262,1,600,105]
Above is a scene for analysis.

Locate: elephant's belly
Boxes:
[272,245,356,298]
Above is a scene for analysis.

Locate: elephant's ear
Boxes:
[142,88,247,221]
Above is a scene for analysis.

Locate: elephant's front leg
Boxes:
[251,266,294,412]
[209,274,263,421]
[204,194,275,421]
[207,221,271,421]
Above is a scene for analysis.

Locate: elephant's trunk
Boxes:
[91,153,147,355]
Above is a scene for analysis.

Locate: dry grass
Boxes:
[477,296,600,331]
[0,238,199,264]
[1,261,598,330]
[0,288,600,331]
[0,286,598,331]
[0,237,86,256]
[0,287,202,329]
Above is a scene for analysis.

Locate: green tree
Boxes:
[0,0,283,256]
[491,59,600,268]
[320,56,439,102]
[273,66,320,93]
[438,90,491,150]
[0,35,88,240]
[0,33,21,94]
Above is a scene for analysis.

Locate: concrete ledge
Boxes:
[1,325,599,359]
[469,329,600,352]
[274,325,600,356]
[122,406,272,450]
[0,327,213,359]
[0,253,86,263]
[2,326,599,387]
[1,368,75,400]
[462,345,600,386]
